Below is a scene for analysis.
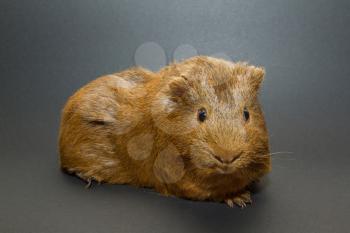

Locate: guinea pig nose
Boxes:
[227,155,240,163]
[215,152,243,164]
[213,154,240,164]
[213,155,224,163]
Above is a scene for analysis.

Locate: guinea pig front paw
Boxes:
[224,191,252,208]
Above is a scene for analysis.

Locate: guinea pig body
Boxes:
[59,56,271,207]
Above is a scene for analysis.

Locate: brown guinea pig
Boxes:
[58,56,271,208]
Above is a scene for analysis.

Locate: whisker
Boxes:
[269,152,295,161]
[269,151,294,157]
[271,157,295,161]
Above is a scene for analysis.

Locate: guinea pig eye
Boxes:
[197,108,207,122]
[243,107,250,121]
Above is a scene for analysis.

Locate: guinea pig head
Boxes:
[153,56,271,180]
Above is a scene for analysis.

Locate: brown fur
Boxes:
[58,56,271,207]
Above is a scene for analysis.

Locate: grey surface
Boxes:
[1,0,349,232]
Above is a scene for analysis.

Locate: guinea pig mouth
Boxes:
[215,166,235,174]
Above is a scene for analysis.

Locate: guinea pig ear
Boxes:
[249,66,265,91]
[167,75,191,102]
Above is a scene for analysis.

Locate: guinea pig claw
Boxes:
[225,191,252,208]
[85,178,92,189]
[225,199,235,208]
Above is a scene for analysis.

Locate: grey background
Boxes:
[1,0,349,232]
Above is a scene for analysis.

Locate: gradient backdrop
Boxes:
[1,1,349,233]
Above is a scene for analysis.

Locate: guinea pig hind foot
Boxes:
[72,171,101,188]
[224,190,252,208]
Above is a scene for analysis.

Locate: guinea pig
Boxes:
[58,56,271,208]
